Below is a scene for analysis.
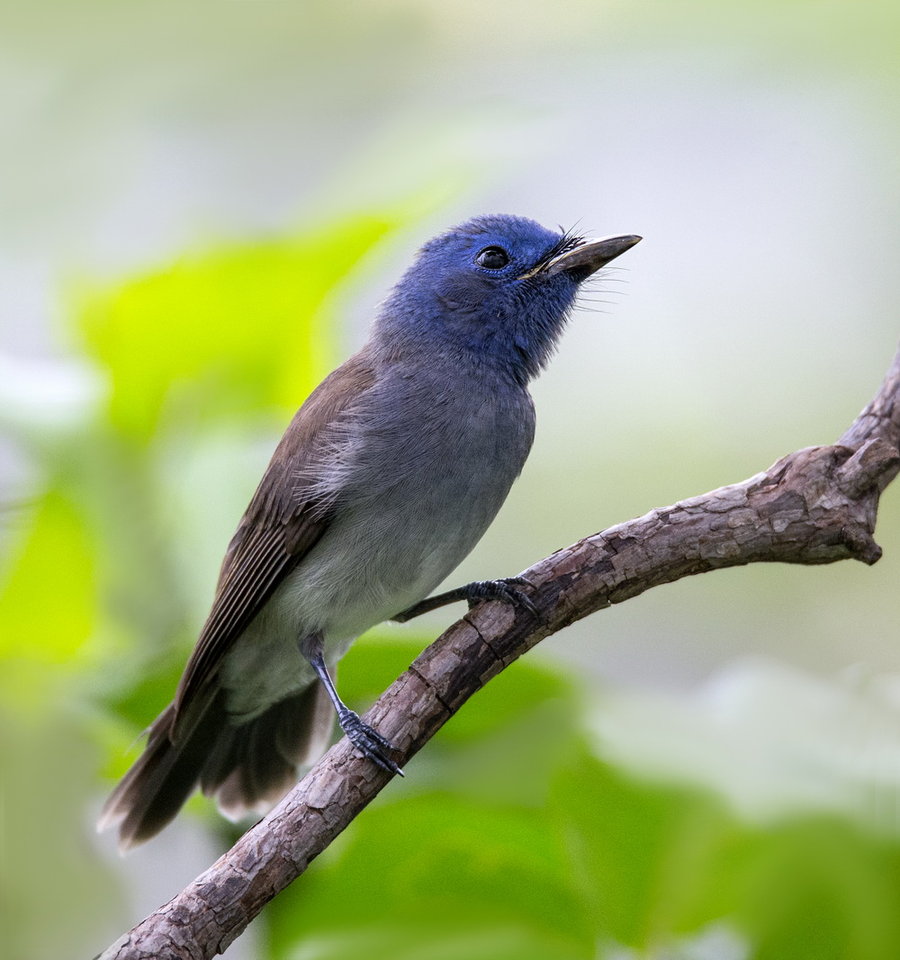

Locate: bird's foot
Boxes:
[459,576,538,615]
[393,576,538,622]
[338,708,404,776]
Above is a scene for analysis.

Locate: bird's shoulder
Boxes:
[238,349,378,531]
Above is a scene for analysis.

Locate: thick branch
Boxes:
[99,346,900,960]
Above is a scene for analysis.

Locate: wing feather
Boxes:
[172,352,377,734]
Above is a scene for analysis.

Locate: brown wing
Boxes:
[172,352,376,734]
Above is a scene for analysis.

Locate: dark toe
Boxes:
[474,578,538,617]
[339,711,405,776]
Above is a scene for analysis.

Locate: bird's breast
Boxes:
[283,369,535,642]
[220,366,535,719]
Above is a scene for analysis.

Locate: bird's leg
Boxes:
[392,576,537,623]
[301,635,404,776]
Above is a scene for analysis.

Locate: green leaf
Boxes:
[74,214,396,439]
[266,793,595,960]
[0,486,97,710]
[734,818,900,960]
[549,748,737,950]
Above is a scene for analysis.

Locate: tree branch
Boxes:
[98,345,900,960]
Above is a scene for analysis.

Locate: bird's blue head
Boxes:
[377,214,640,385]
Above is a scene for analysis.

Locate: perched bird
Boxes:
[99,214,640,849]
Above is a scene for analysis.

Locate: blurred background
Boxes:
[2,1,899,958]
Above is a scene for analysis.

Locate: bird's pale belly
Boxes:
[220,459,516,720]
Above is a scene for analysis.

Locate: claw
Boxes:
[338,709,404,776]
[464,577,538,617]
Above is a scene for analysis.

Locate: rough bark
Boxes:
[98,345,900,960]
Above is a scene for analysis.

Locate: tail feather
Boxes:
[205,682,334,820]
[98,681,334,851]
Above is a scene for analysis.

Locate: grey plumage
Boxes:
[99,216,640,849]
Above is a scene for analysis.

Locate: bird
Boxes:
[98,214,641,850]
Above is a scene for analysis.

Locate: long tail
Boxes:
[98,681,334,851]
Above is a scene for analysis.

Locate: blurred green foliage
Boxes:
[76,218,392,439]
[265,638,900,960]
[0,210,399,958]
[2,207,900,960]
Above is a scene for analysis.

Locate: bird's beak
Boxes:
[529,234,642,280]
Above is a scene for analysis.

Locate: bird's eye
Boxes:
[475,246,510,270]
